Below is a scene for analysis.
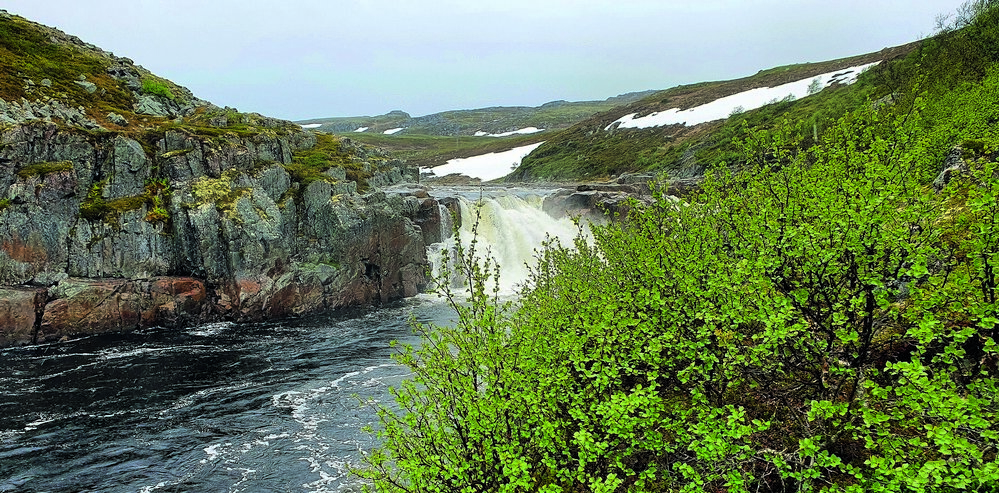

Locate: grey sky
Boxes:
[5,1,966,121]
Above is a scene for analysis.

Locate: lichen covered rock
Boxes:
[0,120,431,346]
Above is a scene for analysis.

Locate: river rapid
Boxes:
[0,187,578,493]
[0,299,449,492]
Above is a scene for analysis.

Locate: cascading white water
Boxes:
[427,188,578,294]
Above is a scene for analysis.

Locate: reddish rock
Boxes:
[38,277,209,342]
[1,232,49,265]
[0,287,46,346]
[39,279,131,342]
[145,277,207,326]
[266,283,300,318]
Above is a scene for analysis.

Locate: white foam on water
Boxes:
[227,466,258,492]
[162,380,257,414]
[96,346,174,361]
[23,415,59,431]
[139,481,173,493]
[428,190,578,294]
[202,443,227,463]
[0,429,24,441]
[268,363,408,492]
[186,321,236,337]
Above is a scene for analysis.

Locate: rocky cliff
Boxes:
[0,12,441,346]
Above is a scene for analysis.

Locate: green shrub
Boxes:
[359,67,999,492]
[79,177,173,225]
[141,78,175,100]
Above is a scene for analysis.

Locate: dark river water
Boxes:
[0,295,455,493]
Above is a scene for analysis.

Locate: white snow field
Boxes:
[383,128,405,135]
[606,62,881,130]
[426,142,546,181]
[353,127,369,133]
[300,123,322,129]
[474,127,545,137]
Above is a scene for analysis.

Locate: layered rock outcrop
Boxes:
[542,174,695,222]
[0,11,441,346]
[0,122,437,346]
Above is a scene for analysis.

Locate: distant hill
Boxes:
[510,43,920,181]
[301,44,926,182]
[296,91,658,137]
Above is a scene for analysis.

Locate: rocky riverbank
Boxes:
[541,173,698,222]
[0,120,443,346]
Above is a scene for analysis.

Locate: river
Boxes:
[0,187,577,493]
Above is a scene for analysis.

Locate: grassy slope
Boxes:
[298,91,657,136]
[300,92,659,170]
[0,12,405,212]
[0,13,143,129]
[0,13,305,141]
[511,43,920,181]
[342,132,544,169]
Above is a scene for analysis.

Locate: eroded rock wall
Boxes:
[0,122,435,345]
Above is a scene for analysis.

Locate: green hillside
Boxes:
[336,132,544,169]
[362,2,999,491]
[511,43,921,181]
[297,91,656,136]
[0,11,301,140]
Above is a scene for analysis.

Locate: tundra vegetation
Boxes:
[358,2,999,492]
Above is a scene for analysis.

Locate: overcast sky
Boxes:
[4,1,967,121]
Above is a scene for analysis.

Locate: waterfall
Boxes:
[426,188,578,295]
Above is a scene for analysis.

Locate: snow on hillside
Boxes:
[474,127,545,137]
[426,142,545,181]
[354,127,369,133]
[384,127,404,135]
[300,123,322,129]
[606,62,881,130]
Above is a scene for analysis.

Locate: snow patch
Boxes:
[426,142,545,182]
[353,127,369,133]
[300,123,322,129]
[383,127,404,135]
[606,62,881,130]
[475,127,544,137]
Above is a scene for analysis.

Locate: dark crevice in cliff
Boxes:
[30,288,49,345]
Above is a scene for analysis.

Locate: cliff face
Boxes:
[0,121,437,346]
[0,12,440,346]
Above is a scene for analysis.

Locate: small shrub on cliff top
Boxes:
[141,78,175,101]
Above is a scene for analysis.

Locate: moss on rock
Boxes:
[16,160,74,179]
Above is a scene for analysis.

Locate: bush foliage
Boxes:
[359,4,999,492]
